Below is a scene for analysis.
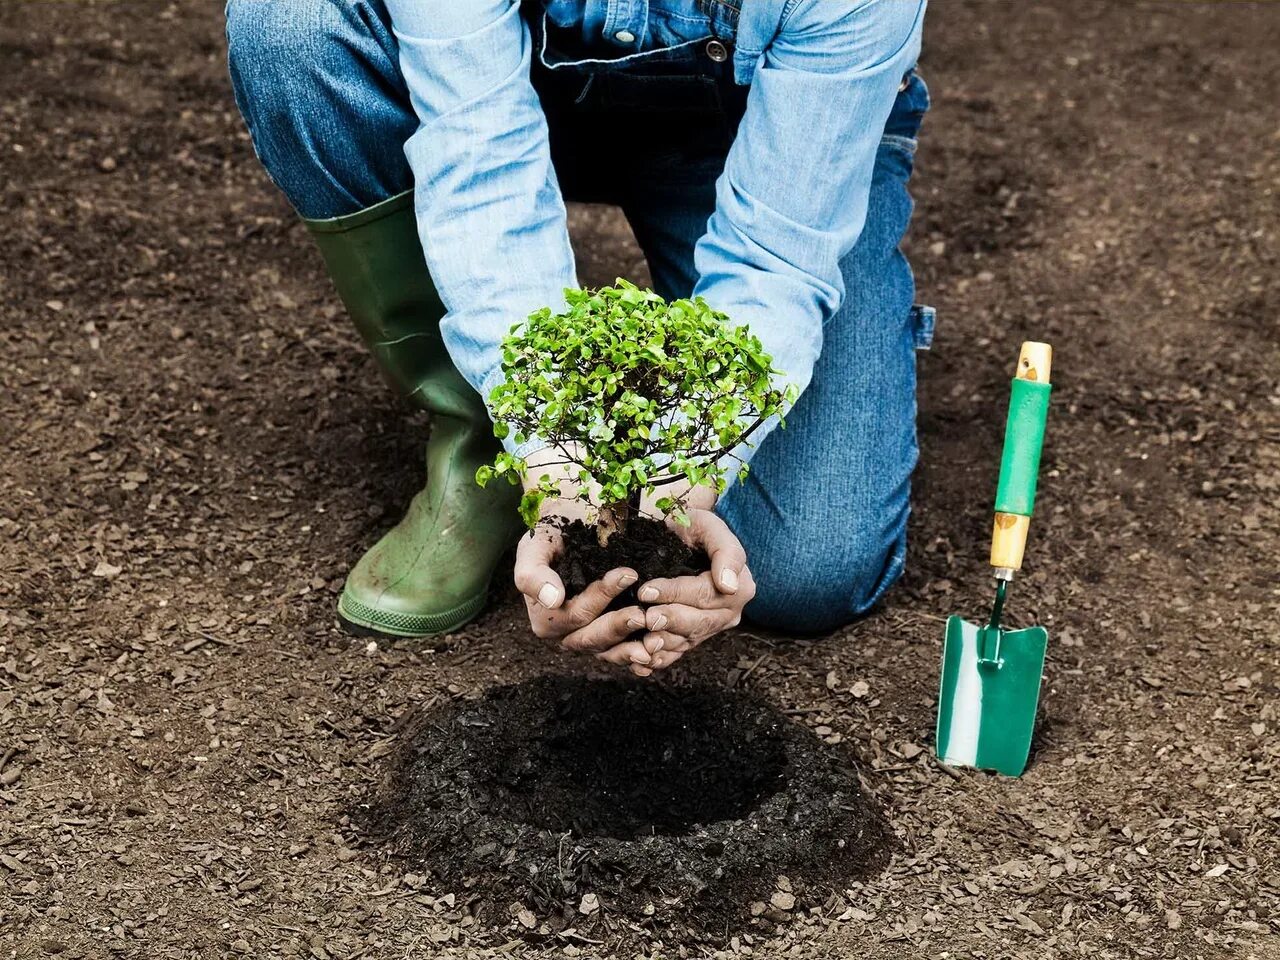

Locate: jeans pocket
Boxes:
[911,304,936,350]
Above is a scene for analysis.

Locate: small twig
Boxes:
[906,612,950,624]
[740,653,769,683]
[319,718,348,739]
[388,695,437,734]
[180,633,232,654]
[557,930,604,946]
[932,757,964,780]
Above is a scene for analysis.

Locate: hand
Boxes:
[513,523,657,668]
[631,508,754,676]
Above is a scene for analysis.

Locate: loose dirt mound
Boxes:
[359,677,892,942]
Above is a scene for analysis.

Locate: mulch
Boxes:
[1,2,1277,958]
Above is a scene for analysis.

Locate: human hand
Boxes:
[512,447,745,674]
[511,445,656,667]
[630,508,754,676]
[513,522,657,668]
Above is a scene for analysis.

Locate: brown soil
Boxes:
[360,677,890,943]
[556,517,708,604]
[2,3,1278,959]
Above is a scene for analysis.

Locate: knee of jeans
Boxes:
[226,0,344,92]
[744,522,906,634]
[227,0,295,67]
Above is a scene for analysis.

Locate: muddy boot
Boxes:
[305,191,523,638]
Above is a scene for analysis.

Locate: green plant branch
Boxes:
[479,280,795,533]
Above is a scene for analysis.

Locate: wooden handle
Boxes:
[991,342,1053,572]
[1016,341,1052,384]
[991,512,1031,571]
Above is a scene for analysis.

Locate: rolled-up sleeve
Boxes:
[385,0,578,438]
[694,0,926,460]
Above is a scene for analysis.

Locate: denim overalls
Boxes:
[227,0,934,630]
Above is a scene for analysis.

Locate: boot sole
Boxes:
[336,586,489,639]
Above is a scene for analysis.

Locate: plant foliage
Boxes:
[476,280,796,533]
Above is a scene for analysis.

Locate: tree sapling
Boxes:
[477,280,794,594]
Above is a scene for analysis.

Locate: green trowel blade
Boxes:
[936,615,1048,777]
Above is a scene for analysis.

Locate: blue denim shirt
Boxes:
[383,0,926,460]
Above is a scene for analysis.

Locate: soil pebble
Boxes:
[357,676,893,942]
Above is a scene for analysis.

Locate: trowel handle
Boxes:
[990,342,1053,573]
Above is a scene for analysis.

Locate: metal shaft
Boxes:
[988,577,1009,633]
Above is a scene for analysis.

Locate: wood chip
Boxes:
[770,891,795,912]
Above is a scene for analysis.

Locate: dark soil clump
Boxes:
[357,676,893,942]
[556,516,709,602]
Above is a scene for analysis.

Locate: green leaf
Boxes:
[479,280,790,529]
[518,490,545,530]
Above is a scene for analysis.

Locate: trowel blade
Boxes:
[936,615,1048,777]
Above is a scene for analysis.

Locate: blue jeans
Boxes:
[226,0,934,633]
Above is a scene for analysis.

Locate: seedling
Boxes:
[477,280,795,546]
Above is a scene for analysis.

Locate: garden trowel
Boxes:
[936,342,1053,777]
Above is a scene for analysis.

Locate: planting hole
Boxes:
[361,676,892,938]
[483,678,787,839]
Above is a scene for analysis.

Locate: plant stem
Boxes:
[596,491,641,547]
[596,502,627,547]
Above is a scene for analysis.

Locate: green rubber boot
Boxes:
[304,191,523,638]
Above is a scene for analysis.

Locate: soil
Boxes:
[1,2,1278,959]
[556,517,708,604]
[360,677,891,942]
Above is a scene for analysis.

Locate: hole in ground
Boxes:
[488,678,787,839]
[358,676,893,943]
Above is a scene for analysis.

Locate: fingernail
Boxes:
[638,586,659,603]
[631,650,651,665]
[651,613,667,631]
[720,568,739,593]
[645,633,664,653]
[537,583,559,608]
[618,572,637,587]
[627,615,645,630]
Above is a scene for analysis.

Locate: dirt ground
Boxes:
[1,2,1278,958]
